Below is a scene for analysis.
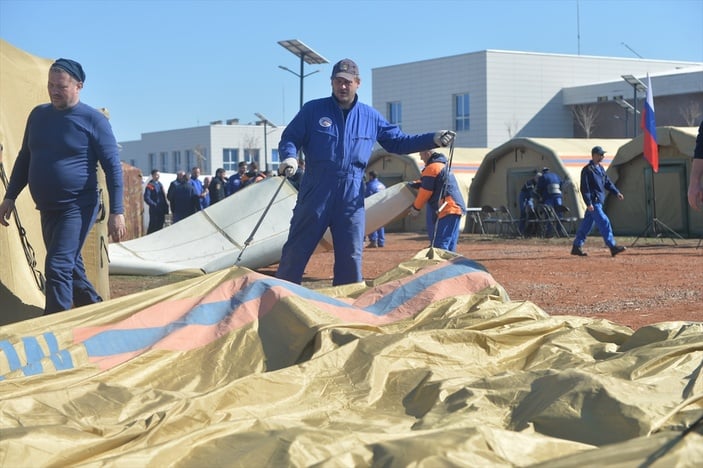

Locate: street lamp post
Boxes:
[614,96,638,137]
[621,75,647,137]
[254,113,277,173]
[278,39,328,110]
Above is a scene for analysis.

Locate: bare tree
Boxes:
[680,101,703,126]
[505,117,520,139]
[242,133,259,153]
[571,104,599,138]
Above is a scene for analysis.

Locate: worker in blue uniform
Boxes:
[408,151,466,251]
[571,146,626,257]
[167,171,199,223]
[0,58,125,315]
[364,170,386,248]
[275,58,456,285]
[537,167,564,210]
[537,167,565,237]
[144,169,169,233]
[518,170,541,236]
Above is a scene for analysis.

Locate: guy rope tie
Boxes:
[0,149,46,292]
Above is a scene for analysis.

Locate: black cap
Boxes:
[591,146,606,155]
[52,58,86,82]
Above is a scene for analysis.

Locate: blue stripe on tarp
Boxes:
[0,260,490,377]
[362,257,488,316]
[0,339,22,371]
[44,332,74,371]
[22,336,45,363]
[82,278,354,357]
[83,259,488,358]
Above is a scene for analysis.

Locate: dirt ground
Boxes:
[111,232,703,331]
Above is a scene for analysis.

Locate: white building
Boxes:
[120,118,286,176]
[372,50,702,148]
[119,50,702,174]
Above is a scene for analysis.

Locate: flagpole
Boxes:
[631,168,684,246]
[631,74,683,246]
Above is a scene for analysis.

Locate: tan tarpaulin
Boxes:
[0,39,111,318]
[1,251,701,466]
[0,39,52,313]
[606,126,702,237]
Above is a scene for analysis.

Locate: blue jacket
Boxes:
[144,179,168,214]
[7,102,124,213]
[580,161,620,205]
[189,177,207,210]
[365,177,385,198]
[537,169,563,200]
[279,95,436,187]
[414,152,466,216]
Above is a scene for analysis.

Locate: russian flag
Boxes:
[641,74,659,172]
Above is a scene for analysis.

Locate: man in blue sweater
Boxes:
[275,58,455,285]
[0,58,125,314]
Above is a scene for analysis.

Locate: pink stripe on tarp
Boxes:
[77,260,498,370]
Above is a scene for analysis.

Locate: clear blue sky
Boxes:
[2,0,701,142]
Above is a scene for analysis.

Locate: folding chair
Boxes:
[554,205,577,236]
[480,205,500,235]
[541,204,569,238]
[498,205,521,238]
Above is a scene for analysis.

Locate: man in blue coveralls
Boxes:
[275,58,456,286]
[571,146,626,257]
[0,58,126,314]
[364,170,386,248]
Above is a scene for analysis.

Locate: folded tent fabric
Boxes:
[1,250,702,466]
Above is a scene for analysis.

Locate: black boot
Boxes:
[571,246,587,256]
[610,245,626,257]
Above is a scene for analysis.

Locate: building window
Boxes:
[149,153,157,171]
[244,148,261,168]
[388,101,402,128]
[160,152,168,171]
[200,148,209,174]
[173,150,181,171]
[185,149,193,169]
[271,149,280,173]
[223,148,239,171]
[454,93,470,131]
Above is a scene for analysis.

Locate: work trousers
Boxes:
[277,172,364,286]
[573,202,616,249]
[427,211,461,252]
[368,227,385,246]
[40,202,101,315]
[147,207,165,234]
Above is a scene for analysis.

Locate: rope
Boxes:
[0,160,46,293]
[236,176,288,264]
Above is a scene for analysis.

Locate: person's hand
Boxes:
[0,198,14,227]
[617,193,624,200]
[433,130,456,147]
[408,205,421,217]
[108,213,126,242]
[688,184,703,211]
[280,157,298,177]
